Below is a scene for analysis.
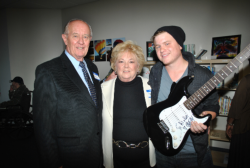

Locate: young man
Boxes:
[148,26,219,168]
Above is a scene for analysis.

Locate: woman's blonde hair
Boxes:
[110,40,145,73]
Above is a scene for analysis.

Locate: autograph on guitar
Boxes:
[143,44,250,156]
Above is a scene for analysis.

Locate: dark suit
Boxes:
[33,52,103,168]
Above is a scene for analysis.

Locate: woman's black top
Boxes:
[113,76,150,168]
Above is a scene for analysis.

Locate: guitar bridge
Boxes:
[157,120,169,134]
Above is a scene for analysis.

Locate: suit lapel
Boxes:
[60,53,95,106]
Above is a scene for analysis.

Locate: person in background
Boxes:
[33,19,103,168]
[101,40,156,168]
[226,73,250,168]
[0,76,30,108]
[148,26,219,168]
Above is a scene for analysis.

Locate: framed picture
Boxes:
[146,41,158,61]
[211,35,241,59]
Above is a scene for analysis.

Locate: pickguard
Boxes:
[158,96,209,149]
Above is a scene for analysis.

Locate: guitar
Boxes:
[143,44,250,156]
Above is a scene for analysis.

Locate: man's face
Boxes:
[11,82,18,90]
[62,20,92,61]
[154,32,182,66]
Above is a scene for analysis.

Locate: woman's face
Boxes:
[115,51,139,82]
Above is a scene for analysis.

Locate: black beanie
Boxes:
[154,26,186,47]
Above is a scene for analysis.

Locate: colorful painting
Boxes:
[146,41,158,61]
[106,47,112,62]
[106,39,112,46]
[94,40,106,61]
[86,41,94,62]
[112,37,125,48]
[212,35,241,59]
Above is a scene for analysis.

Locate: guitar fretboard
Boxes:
[184,44,250,110]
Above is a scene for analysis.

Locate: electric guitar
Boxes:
[143,44,250,156]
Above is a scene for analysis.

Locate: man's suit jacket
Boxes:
[33,52,103,168]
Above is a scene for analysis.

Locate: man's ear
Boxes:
[179,45,183,50]
[62,34,68,45]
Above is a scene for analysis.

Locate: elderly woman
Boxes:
[102,40,156,168]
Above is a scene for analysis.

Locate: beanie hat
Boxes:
[154,26,186,47]
[10,76,24,84]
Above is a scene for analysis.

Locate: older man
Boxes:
[33,19,103,168]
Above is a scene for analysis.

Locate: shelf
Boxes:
[144,61,156,66]
[217,88,236,91]
[211,150,228,167]
[144,61,156,70]
[210,130,229,142]
[195,59,232,64]
[145,59,232,66]
[218,114,228,117]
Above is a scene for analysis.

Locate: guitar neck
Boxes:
[184,44,250,110]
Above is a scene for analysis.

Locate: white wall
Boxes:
[6,9,63,92]
[62,0,250,79]
[62,0,250,149]
[0,9,11,102]
[2,0,250,93]
[1,1,250,149]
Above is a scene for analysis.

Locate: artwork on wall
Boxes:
[86,41,94,61]
[112,37,125,48]
[87,37,125,62]
[106,39,112,47]
[106,47,112,62]
[94,40,106,61]
[146,41,158,61]
[211,35,241,59]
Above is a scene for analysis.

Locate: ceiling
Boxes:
[0,0,99,9]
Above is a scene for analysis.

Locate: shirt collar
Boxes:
[64,49,87,69]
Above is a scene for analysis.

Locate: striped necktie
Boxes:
[79,61,97,106]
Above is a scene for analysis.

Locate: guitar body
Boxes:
[143,76,211,156]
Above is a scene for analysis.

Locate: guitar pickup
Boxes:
[157,120,169,134]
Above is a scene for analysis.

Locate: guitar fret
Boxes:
[215,73,224,81]
[221,69,228,77]
[183,43,250,110]
[190,95,200,104]
[183,102,191,110]
[207,81,214,89]
[194,92,203,101]
[197,89,206,98]
[225,66,233,73]
[189,101,195,108]
[229,62,237,69]
[209,78,218,87]
[198,88,206,97]
[212,76,220,86]
[217,72,225,80]
[238,55,245,61]
[235,56,242,64]
[201,85,210,93]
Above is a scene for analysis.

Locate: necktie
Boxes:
[79,61,97,106]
